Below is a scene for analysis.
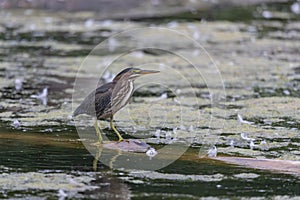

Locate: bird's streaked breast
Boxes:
[111,80,134,114]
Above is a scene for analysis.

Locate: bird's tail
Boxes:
[72,105,83,117]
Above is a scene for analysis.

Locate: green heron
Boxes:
[73,68,159,143]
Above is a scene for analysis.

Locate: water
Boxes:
[0,1,300,199]
[0,130,299,199]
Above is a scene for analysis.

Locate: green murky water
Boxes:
[1,130,299,199]
[0,1,300,199]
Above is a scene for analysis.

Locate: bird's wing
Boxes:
[73,82,115,118]
[95,82,114,93]
[94,82,114,119]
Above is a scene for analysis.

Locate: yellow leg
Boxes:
[93,147,102,171]
[94,119,103,143]
[110,116,123,142]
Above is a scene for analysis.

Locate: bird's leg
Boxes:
[94,119,103,143]
[93,146,102,171]
[110,116,124,142]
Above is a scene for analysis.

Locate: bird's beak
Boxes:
[138,69,160,75]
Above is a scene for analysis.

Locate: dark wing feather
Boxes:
[73,82,115,119]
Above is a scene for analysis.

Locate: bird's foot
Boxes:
[91,141,103,146]
[98,140,103,144]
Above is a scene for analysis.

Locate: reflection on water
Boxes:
[0,1,300,199]
[0,131,299,199]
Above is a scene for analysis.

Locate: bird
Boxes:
[73,68,159,143]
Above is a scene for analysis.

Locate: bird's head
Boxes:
[113,68,159,82]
